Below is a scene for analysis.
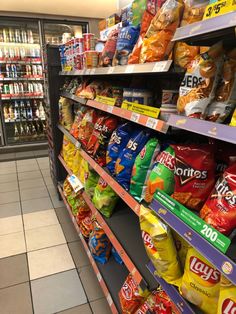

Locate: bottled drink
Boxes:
[13,83,19,95]
[15,29,21,43]
[20,47,26,60]
[14,47,20,60]
[3,29,9,42]
[32,100,38,118]
[30,47,35,58]
[32,65,37,76]
[6,64,11,77]
[11,64,17,78]
[9,47,15,59]
[14,124,20,141]
[9,28,15,43]
[9,104,15,120]
[3,84,10,95]
[37,83,43,94]
[38,101,45,119]
[26,65,32,77]
[26,101,32,119]
[4,47,9,59]
[3,105,9,120]
[9,83,14,95]
[0,48,3,60]
[0,29,3,42]
[18,82,24,94]
[21,30,27,43]
[14,101,20,119]
[20,123,25,136]
[28,82,34,94]
[27,30,34,44]
[37,65,43,76]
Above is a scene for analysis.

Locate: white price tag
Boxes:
[85,69,91,75]
[97,273,102,282]
[90,68,96,75]
[107,67,114,74]
[152,62,166,72]
[107,105,113,113]
[131,112,140,123]
[75,141,81,149]
[125,65,135,73]
[146,117,158,129]
[67,174,83,193]
[107,294,113,306]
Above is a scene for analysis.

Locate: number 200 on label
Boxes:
[200,224,218,242]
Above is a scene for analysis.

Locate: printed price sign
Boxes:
[75,141,81,149]
[107,105,113,113]
[107,67,114,74]
[67,174,83,193]
[90,68,96,75]
[146,117,158,129]
[125,65,135,73]
[152,62,166,72]
[131,112,140,122]
[203,0,235,19]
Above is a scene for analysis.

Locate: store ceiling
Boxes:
[0,0,118,18]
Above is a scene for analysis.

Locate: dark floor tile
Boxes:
[79,266,104,302]
[21,197,53,214]
[60,221,80,243]
[0,153,16,161]
[68,241,90,269]
[0,202,21,218]
[0,190,20,205]
[0,254,29,289]
[0,282,33,314]
[58,304,92,314]
[90,298,112,314]
[55,207,72,225]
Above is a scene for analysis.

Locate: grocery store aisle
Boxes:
[0,157,111,314]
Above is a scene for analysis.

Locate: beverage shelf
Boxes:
[1,95,44,100]
[58,185,124,314]
[0,42,40,46]
[61,92,168,134]
[4,118,45,123]
[0,77,43,81]
[60,61,173,76]
[0,60,42,64]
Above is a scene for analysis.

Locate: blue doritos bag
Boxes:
[106,123,133,176]
[115,129,150,190]
[111,247,123,265]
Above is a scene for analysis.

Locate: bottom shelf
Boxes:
[58,184,128,314]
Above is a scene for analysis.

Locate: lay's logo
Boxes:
[222,299,236,314]
[121,282,132,300]
[189,256,221,283]
[142,231,157,253]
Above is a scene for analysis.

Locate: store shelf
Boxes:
[172,11,236,45]
[168,114,236,144]
[0,77,43,81]
[59,61,173,76]
[1,95,44,100]
[60,91,87,105]
[0,42,40,46]
[58,184,124,314]
[5,118,45,123]
[150,196,236,285]
[147,262,195,314]
[0,60,42,64]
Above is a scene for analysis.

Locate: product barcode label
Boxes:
[146,117,158,129]
[85,69,90,75]
[107,294,113,306]
[125,65,135,73]
[152,62,166,72]
[107,105,113,113]
[67,174,83,193]
[75,141,81,149]
[107,67,114,74]
[131,112,140,122]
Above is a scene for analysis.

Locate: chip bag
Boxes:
[180,248,221,313]
[106,123,133,176]
[86,114,108,155]
[145,145,175,203]
[206,48,236,123]
[111,247,123,265]
[140,0,183,63]
[88,220,111,264]
[200,163,236,235]
[115,129,150,190]
[77,109,99,147]
[71,149,81,176]
[172,231,190,270]
[172,144,216,211]
[84,166,100,198]
[130,138,161,202]
[217,277,236,314]
[177,41,224,118]
[174,0,208,69]
[77,212,93,239]
[140,205,182,285]
[59,97,73,130]
[100,29,120,67]
[77,157,89,185]
[92,177,119,218]
[230,109,236,126]
[70,105,87,139]
[78,81,106,99]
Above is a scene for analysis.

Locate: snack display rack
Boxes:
[45,8,236,314]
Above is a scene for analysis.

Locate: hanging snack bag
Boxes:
[84,166,100,198]
[180,248,221,313]
[177,41,224,118]
[100,29,120,67]
[88,220,111,264]
[119,274,148,314]
[217,276,236,314]
[92,177,119,218]
[145,145,175,203]
[115,129,150,190]
[174,0,208,69]
[106,123,133,175]
[132,0,147,26]
[77,109,99,147]
[78,81,106,99]
[59,97,73,130]
[77,157,89,185]
[200,163,236,235]
[206,48,236,123]
[140,205,182,285]
[71,149,81,176]
[111,247,123,265]
[128,10,154,64]
[172,144,216,211]
[130,138,161,202]
[113,25,140,66]
[140,0,183,63]
[230,109,236,126]
[93,116,119,167]
[86,114,108,155]
[172,231,190,270]
[70,105,87,139]
[76,210,93,239]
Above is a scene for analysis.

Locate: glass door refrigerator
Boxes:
[0,20,46,145]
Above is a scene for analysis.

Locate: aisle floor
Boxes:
[0,157,112,314]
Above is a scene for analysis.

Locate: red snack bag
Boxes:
[77,109,99,147]
[70,106,87,139]
[172,145,216,211]
[119,274,146,314]
[200,163,236,235]
[86,114,108,155]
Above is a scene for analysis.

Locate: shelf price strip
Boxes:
[58,185,118,314]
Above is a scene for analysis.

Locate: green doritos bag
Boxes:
[145,145,175,203]
[84,166,100,198]
[92,177,119,218]
[130,138,160,202]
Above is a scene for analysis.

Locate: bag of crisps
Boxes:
[92,177,119,218]
[217,276,236,314]
[71,149,81,176]
[174,0,208,69]
[172,231,190,270]
[77,109,99,147]
[230,109,236,126]
[86,114,108,155]
[140,205,182,285]
[84,166,100,198]
[172,144,216,211]
[145,145,175,203]
[76,211,93,239]
[130,138,161,202]
[59,97,73,130]
[77,158,88,185]
[180,248,221,313]
[177,41,224,118]
[70,105,87,139]
[140,0,183,63]
[200,163,236,235]
[115,129,150,190]
[206,48,236,123]
[63,177,73,197]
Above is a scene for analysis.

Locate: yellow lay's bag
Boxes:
[217,276,236,314]
[77,157,88,185]
[140,205,182,286]
[180,248,221,313]
[172,231,190,270]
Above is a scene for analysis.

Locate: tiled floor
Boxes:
[0,157,112,314]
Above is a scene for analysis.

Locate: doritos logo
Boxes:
[215,178,236,207]
[189,256,220,283]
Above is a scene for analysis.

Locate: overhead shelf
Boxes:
[1,95,44,100]
[0,77,43,81]
[172,11,236,45]
[59,61,173,76]
[0,60,42,64]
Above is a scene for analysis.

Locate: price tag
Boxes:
[131,112,140,123]
[125,65,135,73]
[107,67,114,74]
[97,273,102,282]
[146,117,158,129]
[107,105,113,113]
[90,68,96,75]
[152,62,166,72]
[67,174,83,193]
[107,294,113,306]
[85,69,91,75]
[203,0,231,19]
[75,141,81,149]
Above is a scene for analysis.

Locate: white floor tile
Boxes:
[0,232,26,259]
[0,215,23,236]
[25,224,66,252]
[18,170,42,181]
[28,244,75,280]
[0,167,16,175]
[23,209,59,230]
[17,164,39,173]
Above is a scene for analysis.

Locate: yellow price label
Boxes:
[203,0,236,19]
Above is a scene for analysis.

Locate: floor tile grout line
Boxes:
[0,279,30,291]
